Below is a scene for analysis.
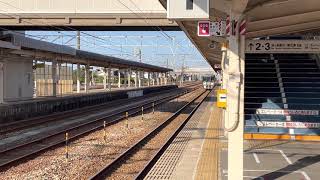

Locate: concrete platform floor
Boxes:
[144,89,224,180]
[144,88,320,180]
[221,139,320,180]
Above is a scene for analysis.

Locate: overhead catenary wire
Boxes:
[0,1,141,60]
[0,0,199,68]
[119,0,192,55]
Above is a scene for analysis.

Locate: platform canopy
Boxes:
[0,33,172,72]
[160,0,320,67]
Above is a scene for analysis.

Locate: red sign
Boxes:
[198,21,210,37]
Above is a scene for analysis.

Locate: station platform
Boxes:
[143,88,320,180]
[221,140,320,180]
[144,89,225,180]
[0,85,178,122]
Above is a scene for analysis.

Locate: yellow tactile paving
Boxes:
[244,133,320,141]
[195,102,223,180]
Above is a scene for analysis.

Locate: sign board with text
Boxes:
[210,20,226,36]
[198,21,210,36]
[256,109,319,116]
[198,20,226,37]
[246,40,320,54]
[217,89,227,108]
[256,121,320,129]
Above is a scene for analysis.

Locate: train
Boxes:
[202,75,216,89]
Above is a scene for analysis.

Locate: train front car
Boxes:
[202,75,215,90]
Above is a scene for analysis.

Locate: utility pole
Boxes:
[180,55,185,86]
[77,31,80,50]
[134,47,142,63]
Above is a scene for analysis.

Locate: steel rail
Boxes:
[89,89,210,180]
[135,89,212,179]
[0,85,201,169]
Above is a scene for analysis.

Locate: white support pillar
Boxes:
[34,60,37,97]
[127,69,131,88]
[0,62,4,104]
[103,67,107,90]
[141,71,144,87]
[151,72,155,86]
[138,71,142,88]
[180,73,184,86]
[165,73,168,85]
[161,73,163,85]
[52,60,57,97]
[84,64,89,93]
[135,71,138,88]
[156,72,160,86]
[147,72,150,87]
[76,64,81,93]
[107,68,111,91]
[118,69,121,88]
[226,12,246,180]
[57,63,62,95]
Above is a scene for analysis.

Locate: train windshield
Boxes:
[202,75,215,82]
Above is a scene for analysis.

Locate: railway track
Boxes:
[89,89,210,180]
[0,83,201,136]
[0,84,202,170]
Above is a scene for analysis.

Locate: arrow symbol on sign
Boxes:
[249,43,254,50]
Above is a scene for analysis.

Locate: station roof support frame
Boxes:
[0,33,172,72]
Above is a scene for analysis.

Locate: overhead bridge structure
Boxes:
[0,0,178,30]
[1,0,320,180]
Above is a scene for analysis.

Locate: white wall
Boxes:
[2,58,34,102]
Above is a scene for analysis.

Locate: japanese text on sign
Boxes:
[256,121,320,129]
[256,109,319,116]
[198,21,226,37]
[246,40,320,54]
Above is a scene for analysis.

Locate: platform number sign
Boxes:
[246,40,320,53]
[247,42,271,51]
[198,21,210,37]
